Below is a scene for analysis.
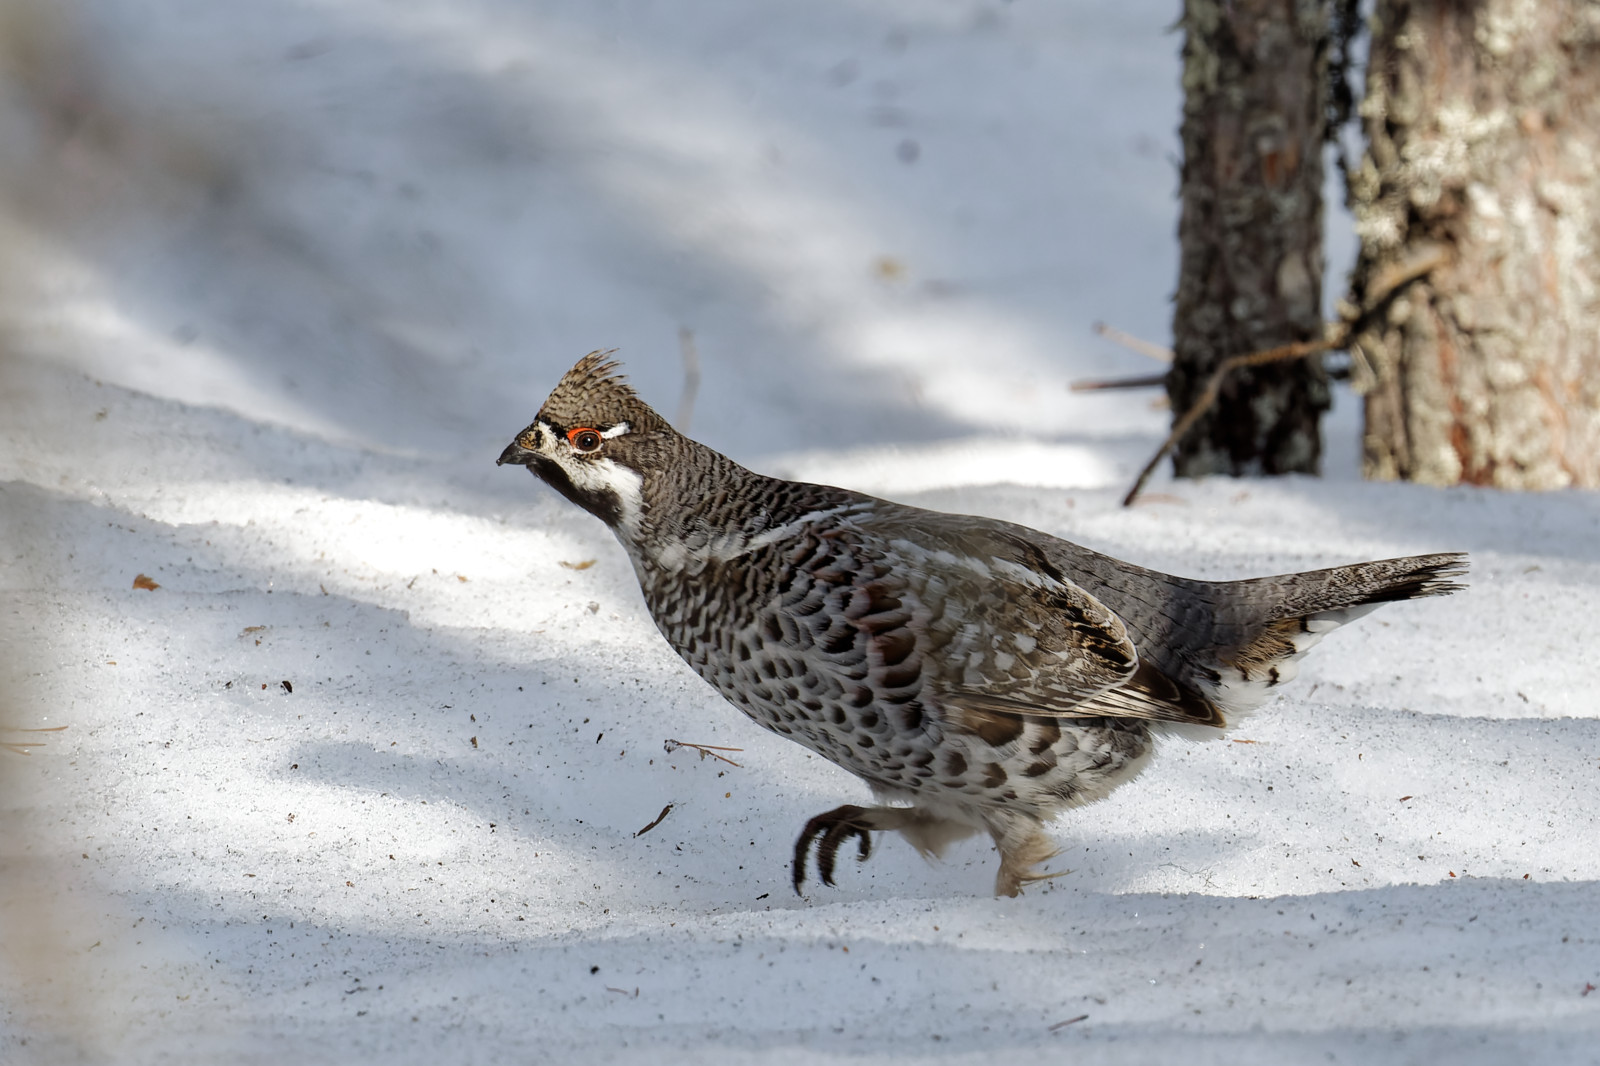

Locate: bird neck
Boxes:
[616,438,860,576]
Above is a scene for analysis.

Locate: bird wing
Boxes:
[946,661,1224,729]
[888,525,1225,730]
[931,576,1224,730]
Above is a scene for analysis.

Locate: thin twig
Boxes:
[1071,369,1352,393]
[2,724,66,756]
[1049,1014,1090,1031]
[663,739,744,767]
[1113,241,1445,507]
[676,327,701,432]
[1121,325,1349,508]
[1069,372,1169,393]
[1364,243,1448,308]
[1092,321,1173,363]
[633,803,674,838]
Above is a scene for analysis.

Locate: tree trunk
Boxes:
[1349,0,1600,489]
[1170,0,1332,478]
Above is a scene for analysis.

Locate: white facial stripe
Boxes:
[600,422,631,439]
[564,454,644,526]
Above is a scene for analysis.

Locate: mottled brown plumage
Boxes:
[499,352,1468,896]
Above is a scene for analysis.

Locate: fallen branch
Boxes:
[663,739,744,767]
[1121,324,1349,508]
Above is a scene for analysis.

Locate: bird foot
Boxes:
[994,862,1071,898]
[986,813,1063,897]
[792,805,876,894]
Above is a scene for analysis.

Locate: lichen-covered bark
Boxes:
[1170,0,1332,478]
[1350,0,1600,488]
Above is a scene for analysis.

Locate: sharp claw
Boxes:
[817,823,850,886]
[792,806,873,894]
[792,815,829,895]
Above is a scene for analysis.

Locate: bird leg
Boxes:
[792,804,982,894]
[983,811,1064,897]
[793,805,1063,897]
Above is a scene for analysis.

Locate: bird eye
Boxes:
[567,427,603,453]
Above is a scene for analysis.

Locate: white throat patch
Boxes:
[566,454,644,531]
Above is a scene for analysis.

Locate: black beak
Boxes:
[497,440,536,467]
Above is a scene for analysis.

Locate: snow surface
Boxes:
[2,1,1598,1063]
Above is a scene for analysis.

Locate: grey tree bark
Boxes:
[1348,0,1600,488]
[1170,0,1332,478]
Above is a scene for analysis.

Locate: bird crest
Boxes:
[536,350,662,434]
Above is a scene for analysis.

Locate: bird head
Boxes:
[496,351,674,531]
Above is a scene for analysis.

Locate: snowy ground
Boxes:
[2,2,1598,1063]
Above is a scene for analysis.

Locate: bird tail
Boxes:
[1199,552,1468,718]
